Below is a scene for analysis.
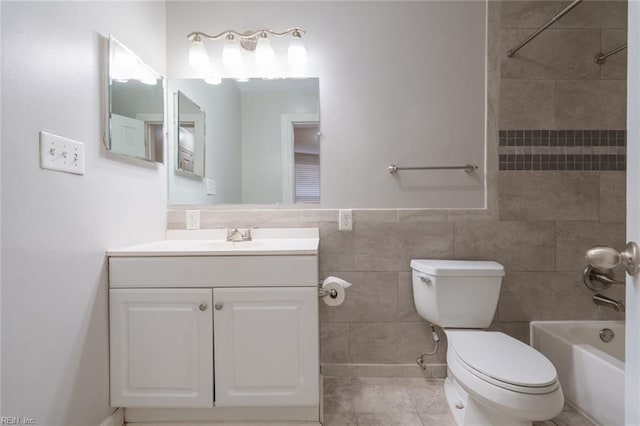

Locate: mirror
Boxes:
[168,78,319,205]
[175,91,205,176]
[106,36,164,163]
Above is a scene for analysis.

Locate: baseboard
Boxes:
[99,408,124,426]
[321,363,447,378]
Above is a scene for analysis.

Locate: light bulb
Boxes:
[222,34,242,68]
[204,75,222,85]
[188,36,209,70]
[137,63,158,85]
[287,30,307,68]
[256,32,276,78]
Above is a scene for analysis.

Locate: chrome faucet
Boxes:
[226,228,252,242]
[593,293,625,312]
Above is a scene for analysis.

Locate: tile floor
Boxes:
[323,377,594,426]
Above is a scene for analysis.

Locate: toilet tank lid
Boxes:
[410,259,505,276]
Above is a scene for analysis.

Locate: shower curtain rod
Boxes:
[595,43,628,65]
[506,0,583,58]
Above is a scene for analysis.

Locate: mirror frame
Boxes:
[104,35,165,164]
[174,90,206,177]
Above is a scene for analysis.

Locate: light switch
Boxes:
[39,131,85,175]
[206,178,216,196]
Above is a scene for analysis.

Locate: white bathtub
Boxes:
[530,321,625,426]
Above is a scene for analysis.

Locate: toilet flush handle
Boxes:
[418,273,432,285]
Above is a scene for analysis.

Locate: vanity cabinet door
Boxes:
[213,287,319,407]
[110,289,213,408]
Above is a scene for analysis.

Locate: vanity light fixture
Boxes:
[188,34,210,69]
[187,28,307,78]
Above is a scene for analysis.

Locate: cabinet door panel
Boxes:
[110,289,213,407]
[214,287,319,407]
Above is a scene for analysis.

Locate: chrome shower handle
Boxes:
[585,242,640,276]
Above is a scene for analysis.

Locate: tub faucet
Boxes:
[593,293,625,312]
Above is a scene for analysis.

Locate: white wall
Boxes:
[626,2,640,423]
[168,79,242,205]
[166,1,487,208]
[1,2,167,425]
[241,88,318,204]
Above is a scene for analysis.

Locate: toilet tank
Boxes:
[410,259,505,328]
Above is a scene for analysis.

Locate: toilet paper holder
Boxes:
[318,286,339,299]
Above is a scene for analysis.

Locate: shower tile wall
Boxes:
[499,0,627,171]
[166,1,627,371]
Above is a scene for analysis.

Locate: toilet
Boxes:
[410,259,564,426]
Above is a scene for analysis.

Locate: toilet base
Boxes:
[444,375,531,426]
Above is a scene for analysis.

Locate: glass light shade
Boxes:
[256,35,276,77]
[222,37,243,68]
[204,75,222,85]
[287,36,307,67]
[189,38,209,69]
[138,63,159,85]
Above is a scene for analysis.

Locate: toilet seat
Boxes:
[446,330,559,394]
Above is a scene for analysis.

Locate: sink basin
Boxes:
[107,228,319,257]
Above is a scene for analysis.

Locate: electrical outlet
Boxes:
[338,209,353,231]
[186,210,200,230]
[39,131,85,175]
[206,178,216,195]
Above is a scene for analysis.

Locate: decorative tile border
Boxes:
[498,130,626,171]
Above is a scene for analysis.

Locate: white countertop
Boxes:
[107,228,319,257]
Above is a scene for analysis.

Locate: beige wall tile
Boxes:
[600,172,626,222]
[600,29,627,80]
[501,29,600,79]
[320,223,355,271]
[498,271,600,321]
[354,222,454,272]
[448,209,498,222]
[349,322,445,364]
[198,210,301,228]
[398,272,423,321]
[454,221,556,271]
[320,272,398,322]
[321,322,349,363]
[300,209,338,223]
[499,172,600,221]
[501,1,558,29]
[353,210,398,223]
[167,210,186,229]
[556,1,627,29]
[499,79,555,129]
[555,80,627,129]
[397,210,450,222]
[488,321,531,343]
[556,221,626,271]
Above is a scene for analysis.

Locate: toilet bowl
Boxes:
[410,260,564,426]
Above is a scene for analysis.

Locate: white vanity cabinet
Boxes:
[109,289,214,408]
[213,287,318,407]
[107,228,320,423]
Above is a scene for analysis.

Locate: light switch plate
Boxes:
[338,209,353,231]
[39,131,85,175]
[186,210,200,230]
[206,178,216,196]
